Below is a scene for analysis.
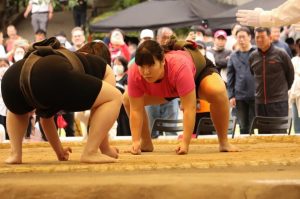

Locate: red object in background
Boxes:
[57,115,67,128]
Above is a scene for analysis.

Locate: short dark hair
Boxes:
[254,27,271,36]
[115,56,128,72]
[35,29,46,35]
[235,26,251,36]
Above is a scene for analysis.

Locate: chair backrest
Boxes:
[249,116,292,135]
[151,119,183,135]
[195,117,237,138]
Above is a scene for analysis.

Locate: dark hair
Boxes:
[235,26,251,36]
[190,25,205,35]
[114,56,128,72]
[254,27,271,36]
[77,41,111,64]
[204,28,213,37]
[135,40,164,66]
[35,29,47,36]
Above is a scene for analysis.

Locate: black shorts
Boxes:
[1,54,104,118]
[195,58,219,98]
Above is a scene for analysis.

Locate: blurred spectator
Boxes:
[289,38,300,133]
[280,25,300,43]
[270,27,293,58]
[0,31,6,58]
[59,0,69,11]
[109,28,131,63]
[225,23,242,51]
[24,0,53,33]
[208,30,232,83]
[186,25,205,42]
[71,27,86,51]
[227,27,256,134]
[140,29,154,42]
[72,0,87,29]
[34,29,47,43]
[113,56,131,136]
[5,25,23,57]
[250,27,294,120]
[203,28,214,50]
[0,58,10,139]
[12,46,26,63]
[195,40,215,65]
[55,31,74,50]
[157,27,174,45]
[8,39,30,64]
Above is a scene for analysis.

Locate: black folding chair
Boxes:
[151,119,183,136]
[195,117,237,138]
[249,116,292,135]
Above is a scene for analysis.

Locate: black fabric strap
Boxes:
[20,37,85,109]
[19,52,47,109]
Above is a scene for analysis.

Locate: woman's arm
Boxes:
[128,96,145,154]
[177,90,196,154]
[40,117,72,161]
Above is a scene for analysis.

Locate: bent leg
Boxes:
[199,73,239,152]
[81,81,122,163]
[98,65,119,157]
[5,111,30,164]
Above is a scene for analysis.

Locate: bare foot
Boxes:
[141,139,154,152]
[101,146,119,159]
[5,154,22,164]
[80,152,118,163]
[219,143,241,152]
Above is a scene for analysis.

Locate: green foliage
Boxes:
[113,0,145,10]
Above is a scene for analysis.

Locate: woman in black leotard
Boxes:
[1,39,122,164]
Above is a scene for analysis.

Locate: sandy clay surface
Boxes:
[0,135,300,199]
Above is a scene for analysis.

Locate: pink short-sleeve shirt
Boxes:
[128,50,196,98]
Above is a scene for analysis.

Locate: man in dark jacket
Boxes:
[249,27,294,118]
[227,26,256,134]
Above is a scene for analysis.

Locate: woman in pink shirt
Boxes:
[124,40,239,155]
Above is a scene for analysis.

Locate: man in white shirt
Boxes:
[24,0,53,33]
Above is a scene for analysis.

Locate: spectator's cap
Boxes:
[140,29,154,39]
[190,25,206,35]
[214,30,227,39]
[195,40,206,49]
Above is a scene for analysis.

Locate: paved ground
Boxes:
[16,9,75,42]
[0,136,300,199]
